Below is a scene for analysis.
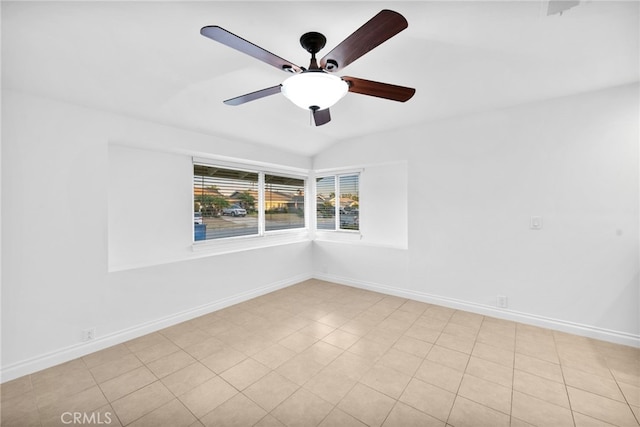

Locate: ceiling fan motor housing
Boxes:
[300,32,326,54]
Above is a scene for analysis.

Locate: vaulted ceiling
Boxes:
[3,1,638,156]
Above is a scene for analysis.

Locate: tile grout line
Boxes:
[250,291,392,427]
[444,313,503,426]
[552,333,578,427]
[312,297,413,426]
[370,301,437,427]
[607,362,640,426]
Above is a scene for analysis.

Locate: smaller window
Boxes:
[316,173,359,231]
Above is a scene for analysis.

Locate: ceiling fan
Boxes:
[200,10,416,126]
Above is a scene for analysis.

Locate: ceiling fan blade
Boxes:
[201,26,303,73]
[224,85,282,106]
[342,77,415,102]
[312,107,331,126]
[320,10,408,72]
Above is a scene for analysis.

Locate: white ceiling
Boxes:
[3,1,638,156]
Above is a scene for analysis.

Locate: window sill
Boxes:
[313,231,408,250]
[107,231,310,272]
[313,230,363,243]
[192,229,311,256]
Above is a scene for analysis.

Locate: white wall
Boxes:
[2,83,638,382]
[1,90,313,381]
[314,83,640,346]
[108,144,193,270]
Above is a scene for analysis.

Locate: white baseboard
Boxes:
[4,271,637,383]
[0,273,312,383]
[314,273,640,349]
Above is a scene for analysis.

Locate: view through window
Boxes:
[194,165,259,240]
[316,176,335,230]
[265,174,305,232]
[194,164,306,241]
[316,174,359,231]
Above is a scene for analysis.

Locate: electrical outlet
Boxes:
[530,216,543,230]
[81,328,96,342]
[497,295,508,308]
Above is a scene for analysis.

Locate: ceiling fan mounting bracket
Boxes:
[300,32,326,55]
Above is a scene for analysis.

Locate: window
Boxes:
[193,163,305,242]
[316,173,359,231]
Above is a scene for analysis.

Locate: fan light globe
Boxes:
[281,72,348,110]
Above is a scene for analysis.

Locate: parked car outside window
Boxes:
[194,212,203,224]
[340,209,359,229]
[222,205,247,217]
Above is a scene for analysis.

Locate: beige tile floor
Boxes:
[2,279,639,426]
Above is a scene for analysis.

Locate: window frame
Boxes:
[193,158,309,247]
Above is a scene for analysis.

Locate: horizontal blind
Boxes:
[338,174,359,230]
[193,164,259,240]
[316,176,336,230]
[264,174,305,232]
